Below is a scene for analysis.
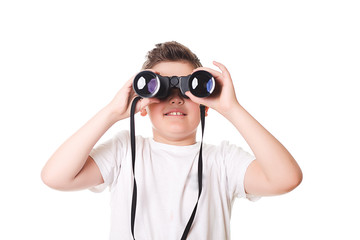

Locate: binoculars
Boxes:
[133,70,215,98]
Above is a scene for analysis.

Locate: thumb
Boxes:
[185,91,206,105]
[136,97,160,112]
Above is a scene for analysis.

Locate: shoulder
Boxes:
[91,130,133,156]
[114,130,130,142]
[204,141,252,157]
[203,141,255,168]
[114,131,151,152]
[107,130,147,145]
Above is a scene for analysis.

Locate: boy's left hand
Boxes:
[185,61,239,116]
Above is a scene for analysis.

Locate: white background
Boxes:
[1,0,359,239]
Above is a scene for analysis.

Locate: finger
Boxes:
[192,67,223,80]
[124,77,133,89]
[137,97,160,112]
[185,91,207,106]
[122,75,136,94]
[213,61,231,79]
[143,68,161,75]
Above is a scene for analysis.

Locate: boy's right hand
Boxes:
[106,74,160,122]
[41,72,159,191]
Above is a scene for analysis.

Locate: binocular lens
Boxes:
[135,72,159,97]
[189,71,215,98]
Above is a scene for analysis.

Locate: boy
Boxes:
[41,41,302,239]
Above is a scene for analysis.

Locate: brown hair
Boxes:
[142,41,202,69]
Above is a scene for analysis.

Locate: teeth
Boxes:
[167,112,184,116]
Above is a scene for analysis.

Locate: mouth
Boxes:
[164,110,187,116]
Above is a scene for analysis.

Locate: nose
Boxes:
[168,89,184,105]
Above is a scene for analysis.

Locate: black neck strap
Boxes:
[130,97,205,240]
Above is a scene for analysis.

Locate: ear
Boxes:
[205,106,209,117]
[140,109,147,117]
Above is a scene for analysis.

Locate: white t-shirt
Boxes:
[90,130,257,240]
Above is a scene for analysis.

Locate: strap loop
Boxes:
[130,96,141,240]
[130,98,206,240]
[180,104,205,240]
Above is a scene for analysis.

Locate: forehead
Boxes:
[152,61,195,77]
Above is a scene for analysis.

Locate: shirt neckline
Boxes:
[149,137,200,151]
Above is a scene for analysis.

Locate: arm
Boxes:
[41,78,159,191]
[186,61,302,196]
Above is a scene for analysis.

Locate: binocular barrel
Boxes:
[133,70,215,98]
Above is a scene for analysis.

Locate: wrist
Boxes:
[217,101,243,119]
[101,104,124,126]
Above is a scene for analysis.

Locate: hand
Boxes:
[185,61,240,116]
[107,74,160,121]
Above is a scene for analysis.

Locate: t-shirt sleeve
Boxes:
[89,130,130,192]
[221,141,260,201]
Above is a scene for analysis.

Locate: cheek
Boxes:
[188,109,201,125]
[187,103,201,117]
[146,106,163,123]
[146,103,161,115]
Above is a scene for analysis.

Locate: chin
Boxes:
[156,129,197,142]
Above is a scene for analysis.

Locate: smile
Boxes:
[164,112,186,116]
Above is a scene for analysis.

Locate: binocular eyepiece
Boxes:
[133,70,215,99]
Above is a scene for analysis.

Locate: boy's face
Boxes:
[145,61,201,146]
